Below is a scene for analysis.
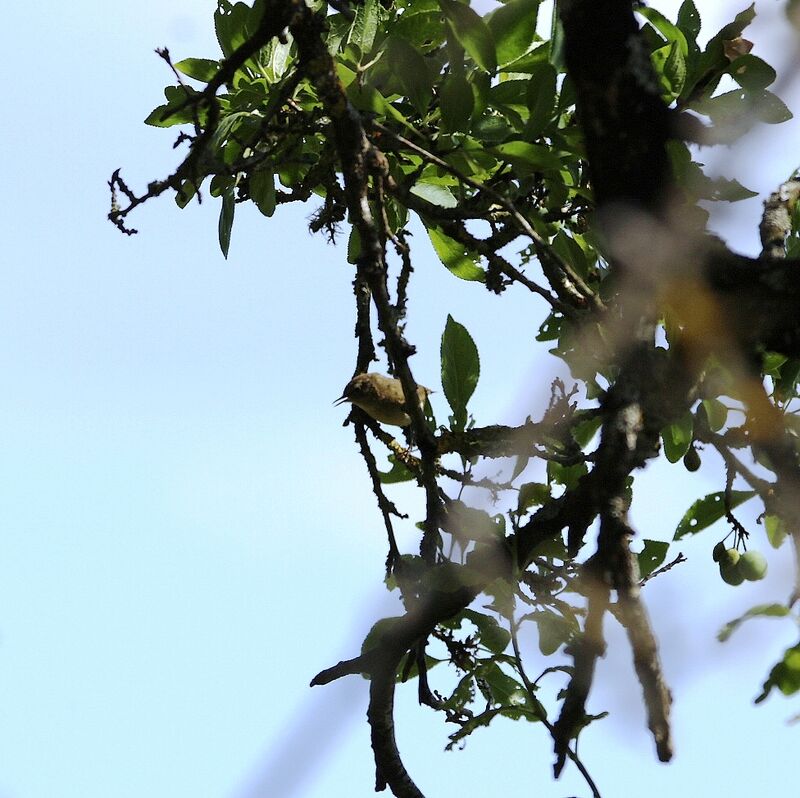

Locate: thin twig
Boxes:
[353,420,405,575]
[371,121,602,311]
[510,616,603,798]
[639,552,687,586]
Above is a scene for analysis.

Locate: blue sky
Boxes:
[1,2,800,797]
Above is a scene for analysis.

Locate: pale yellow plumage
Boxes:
[334,372,432,427]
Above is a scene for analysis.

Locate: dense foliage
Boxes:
[111,1,800,795]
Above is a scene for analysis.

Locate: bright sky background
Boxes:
[2,2,800,797]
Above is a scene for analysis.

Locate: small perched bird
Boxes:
[334,372,432,427]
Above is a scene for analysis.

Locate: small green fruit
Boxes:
[721,548,740,567]
[712,541,726,562]
[683,446,701,472]
[720,560,744,586]
[739,550,768,581]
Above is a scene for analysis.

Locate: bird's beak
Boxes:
[333,395,349,406]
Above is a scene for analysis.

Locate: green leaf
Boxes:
[440,0,497,73]
[674,490,756,540]
[347,227,361,264]
[209,111,251,153]
[531,610,574,655]
[637,6,689,55]
[663,41,687,97]
[690,89,746,126]
[423,561,484,593]
[410,182,458,209]
[209,174,232,198]
[479,661,526,705]
[756,642,800,702]
[462,609,511,654]
[500,42,549,74]
[174,179,202,209]
[388,35,433,114]
[546,460,587,491]
[638,539,669,578]
[144,85,202,128]
[348,0,380,55]
[571,414,602,447]
[346,78,413,128]
[482,577,516,619]
[765,515,788,549]
[263,38,292,83]
[472,113,514,143]
[551,230,589,279]
[441,314,480,429]
[486,0,540,67]
[250,168,276,217]
[395,652,443,681]
[697,4,756,75]
[510,454,529,482]
[694,89,791,128]
[549,4,566,72]
[378,454,415,484]
[728,54,776,90]
[533,532,569,560]
[661,411,694,463]
[713,3,756,42]
[718,603,791,642]
[218,185,236,259]
[764,351,788,376]
[754,90,793,124]
[361,616,402,655]
[681,4,754,101]
[774,358,800,401]
[490,141,562,173]
[677,0,701,41]
[394,9,448,52]
[525,64,557,139]
[214,0,261,58]
[175,58,220,82]
[517,482,550,514]
[701,399,728,431]
[442,500,500,544]
[440,71,475,133]
[215,1,253,58]
[536,313,563,342]
[426,225,485,281]
[702,176,759,202]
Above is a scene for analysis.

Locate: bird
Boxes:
[334,372,432,427]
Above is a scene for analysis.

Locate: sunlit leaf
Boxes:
[426,225,485,281]
[440,0,497,73]
[348,0,381,55]
[765,515,788,549]
[674,490,755,540]
[486,0,540,67]
[661,411,693,463]
[490,140,562,173]
[175,58,219,82]
[756,642,800,702]
[441,315,480,429]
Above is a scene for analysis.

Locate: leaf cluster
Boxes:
[116,0,800,791]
